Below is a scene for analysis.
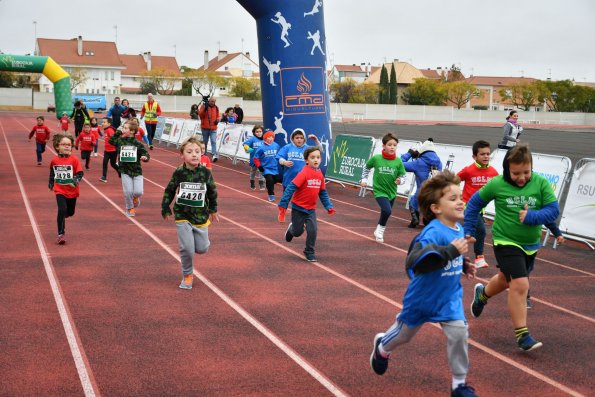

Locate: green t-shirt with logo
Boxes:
[366,155,406,199]
[479,174,557,249]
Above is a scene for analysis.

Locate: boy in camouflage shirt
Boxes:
[162,137,218,289]
[108,120,150,216]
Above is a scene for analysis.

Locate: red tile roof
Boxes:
[37,38,125,67]
[420,69,442,79]
[198,52,242,72]
[465,76,539,86]
[119,54,182,76]
[334,64,365,72]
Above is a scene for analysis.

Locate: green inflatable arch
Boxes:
[0,54,71,119]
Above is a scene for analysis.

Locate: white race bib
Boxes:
[120,145,137,162]
[54,165,73,185]
[176,182,206,207]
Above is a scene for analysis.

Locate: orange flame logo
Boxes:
[296,73,312,94]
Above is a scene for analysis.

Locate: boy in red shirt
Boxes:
[28,116,51,165]
[199,141,212,169]
[277,147,335,262]
[59,112,70,132]
[457,140,499,268]
[49,133,84,244]
[74,122,97,170]
[99,118,119,183]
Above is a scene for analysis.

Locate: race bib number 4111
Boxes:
[176,182,206,207]
[120,145,138,162]
[53,165,73,185]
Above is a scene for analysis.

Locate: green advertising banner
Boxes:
[326,134,375,185]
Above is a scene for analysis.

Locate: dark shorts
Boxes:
[493,245,536,282]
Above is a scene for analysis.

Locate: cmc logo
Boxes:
[280,67,326,116]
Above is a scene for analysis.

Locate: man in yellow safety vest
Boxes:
[140,93,162,150]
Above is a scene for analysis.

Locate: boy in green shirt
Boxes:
[464,144,559,351]
[360,133,406,243]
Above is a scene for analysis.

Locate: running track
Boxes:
[1,112,593,396]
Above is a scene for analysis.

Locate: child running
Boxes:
[277,128,322,190]
[74,122,97,170]
[456,140,499,268]
[161,136,218,289]
[109,120,150,217]
[99,118,119,183]
[278,147,335,262]
[48,133,84,245]
[242,125,265,190]
[360,133,406,243]
[28,116,51,166]
[464,143,559,351]
[253,129,281,201]
[89,117,102,157]
[369,171,478,397]
[59,112,70,132]
[199,142,212,170]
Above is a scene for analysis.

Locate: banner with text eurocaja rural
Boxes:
[559,158,595,240]
[326,135,375,185]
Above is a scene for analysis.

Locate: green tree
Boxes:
[573,85,595,113]
[140,67,178,95]
[139,81,158,95]
[539,80,575,112]
[378,64,389,104]
[69,67,87,92]
[446,64,465,82]
[445,80,478,109]
[329,79,379,104]
[389,63,397,104]
[402,78,447,106]
[183,69,228,99]
[0,71,15,87]
[229,76,261,100]
[499,81,545,111]
[176,78,194,96]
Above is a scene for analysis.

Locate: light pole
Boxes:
[113,25,118,45]
[173,44,176,58]
[33,21,37,54]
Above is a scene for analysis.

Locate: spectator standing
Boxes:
[140,93,162,150]
[190,104,199,120]
[233,103,244,124]
[106,97,126,130]
[199,97,220,162]
[498,110,523,150]
[70,100,90,137]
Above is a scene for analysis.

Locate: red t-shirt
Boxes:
[289,166,326,210]
[200,154,212,169]
[90,126,101,140]
[75,131,97,152]
[135,127,146,142]
[29,125,51,144]
[60,117,69,131]
[457,163,499,202]
[50,155,83,198]
[103,126,117,152]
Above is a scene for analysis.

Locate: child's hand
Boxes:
[450,237,469,255]
[465,234,476,244]
[140,156,148,162]
[210,212,220,223]
[307,134,319,141]
[327,208,336,215]
[278,207,286,223]
[519,203,529,224]
[360,179,368,187]
[462,257,477,279]
[284,160,294,167]
[394,177,401,185]
[556,235,565,244]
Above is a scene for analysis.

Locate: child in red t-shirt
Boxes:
[89,117,103,157]
[49,133,84,245]
[28,116,51,165]
[457,140,499,269]
[277,147,335,262]
[59,113,70,132]
[74,122,97,170]
[99,118,119,183]
[199,142,212,170]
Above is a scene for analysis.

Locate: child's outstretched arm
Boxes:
[406,237,468,277]
[463,191,488,238]
[278,182,297,222]
[318,189,334,214]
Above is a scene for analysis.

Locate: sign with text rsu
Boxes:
[280,66,326,116]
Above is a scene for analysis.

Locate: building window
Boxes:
[105,71,108,80]
[111,72,115,80]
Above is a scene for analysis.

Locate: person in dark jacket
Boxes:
[70,100,90,137]
[233,104,244,124]
[107,97,126,129]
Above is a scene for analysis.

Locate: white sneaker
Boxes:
[474,255,489,269]
[373,225,385,243]
[93,152,98,157]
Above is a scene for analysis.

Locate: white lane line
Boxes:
[1,122,99,397]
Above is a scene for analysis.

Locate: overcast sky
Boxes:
[1,0,594,82]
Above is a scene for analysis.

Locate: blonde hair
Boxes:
[179,136,203,153]
[124,120,139,132]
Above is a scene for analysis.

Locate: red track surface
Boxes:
[1,112,593,397]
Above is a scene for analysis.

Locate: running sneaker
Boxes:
[268,195,276,202]
[250,180,256,190]
[517,333,543,351]
[451,383,479,397]
[285,223,294,242]
[470,283,487,318]
[179,274,193,290]
[57,234,66,245]
[99,177,107,183]
[304,253,317,262]
[474,255,489,269]
[126,208,136,217]
[259,181,265,191]
[370,333,389,375]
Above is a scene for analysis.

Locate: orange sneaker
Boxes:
[132,196,140,208]
[474,255,489,269]
[179,274,193,289]
[126,208,136,217]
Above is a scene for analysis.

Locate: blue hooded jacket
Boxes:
[401,150,443,210]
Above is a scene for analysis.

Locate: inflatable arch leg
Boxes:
[237,0,333,170]
[0,54,71,119]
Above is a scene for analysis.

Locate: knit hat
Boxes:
[419,138,435,154]
[263,130,275,141]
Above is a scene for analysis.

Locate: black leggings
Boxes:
[264,174,281,196]
[81,150,92,168]
[56,195,77,235]
[102,151,119,178]
[145,123,157,145]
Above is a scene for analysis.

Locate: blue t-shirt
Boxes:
[398,219,465,327]
[254,142,280,175]
[276,143,310,187]
[243,136,264,166]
